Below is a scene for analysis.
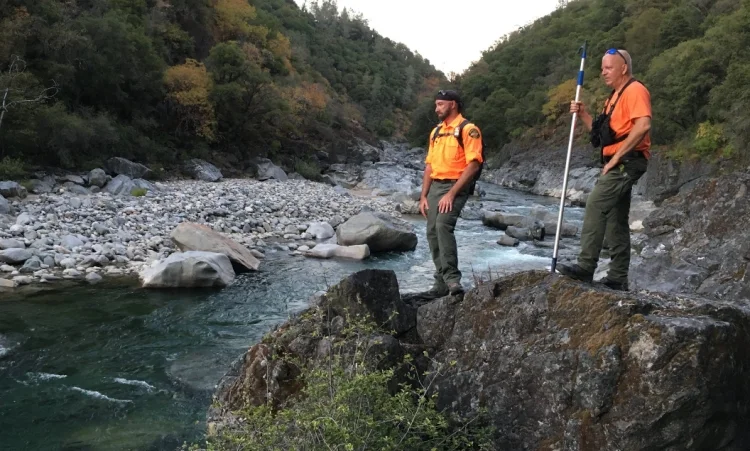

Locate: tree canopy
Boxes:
[409,0,750,163]
[0,0,446,173]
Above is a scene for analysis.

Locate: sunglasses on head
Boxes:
[605,48,628,64]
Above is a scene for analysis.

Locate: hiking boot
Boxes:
[424,285,449,298]
[448,282,464,296]
[556,263,594,283]
[599,277,628,291]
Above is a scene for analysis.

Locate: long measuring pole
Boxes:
[551,41,587,274]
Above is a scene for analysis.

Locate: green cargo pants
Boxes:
[426,180,470,288]
[578,159,647,283]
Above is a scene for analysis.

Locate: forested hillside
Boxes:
[0,0,444,176]
[410,0,750,166]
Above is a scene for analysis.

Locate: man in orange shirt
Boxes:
[557,48,652,291]
[419,90,483,296]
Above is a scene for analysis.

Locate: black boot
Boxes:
[556,263,594,283]
[599,277,628,291]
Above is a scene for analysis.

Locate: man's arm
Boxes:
[602,116,651,174]
[448,160,480,196]
[419,164,433,217]
[571,101,593,131]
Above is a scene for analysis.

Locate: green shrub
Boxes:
[193,314,493,451]
[0,157,27,180]
[294,159,322,181]
[694,121,728,156]
[131,187,148,197]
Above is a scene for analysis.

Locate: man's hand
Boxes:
[601,159,618,175]
[570,100,593,131]
[570,100,586,115]
[419,196,429,217]
[438,192,456,213]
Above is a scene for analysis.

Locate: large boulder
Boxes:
[303,243,369,260]
[0,248,32,264]
[88,168,108,187]
[355,162,422,195]
[631,171,750,298]
[170,222,260,272]
[0,195,9,215]
[105,157,152,179]
[481,211,525,230]
[104,174,136,196]
[28,177,55,194]
[419,271,750,450]
[0,181,27,199]
[210,269,750,449]
[140,251,235,288]
[336,212,417,252]
[256,158,288,182]
[185,159,223,182]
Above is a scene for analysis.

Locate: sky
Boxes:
[293,0,561,75]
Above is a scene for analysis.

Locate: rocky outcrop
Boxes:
[0,181,27,199]
[140,251,235,288]
[256,158,288,181]
[211,269,750,449]
[171,222,260,272]
[336,212,417,252]
[105,157,152,179]
[631,171,750,299]
[184,159,223,182]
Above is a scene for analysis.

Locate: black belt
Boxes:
[433,179,457,183]
[602,151,646,164]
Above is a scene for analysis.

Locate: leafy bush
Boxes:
[694,121,729,157]
[192,314,493,451]
[294,159,321,181]
[131,187,147,197]
[0,157,26,180]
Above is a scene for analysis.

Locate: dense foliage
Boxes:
[409,0,750,163]
[0,0,445,173]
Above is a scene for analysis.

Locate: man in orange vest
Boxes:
[557,48,651,291]
[419,90,484,296]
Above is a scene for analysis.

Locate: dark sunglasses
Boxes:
[605,48,628,64]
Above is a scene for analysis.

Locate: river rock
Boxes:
[0,249,32,264]
[29,178,54,194]
[185,159,223,182]
[336,212,417,252]
[171,222,260,272]
[88,168,108,187]
[62,181,89,195]
[355,162,422,195]
[304,243,369,260]
[497,235,519,247]
[0,195,9,214]
[0,239,24,250]
[0,181,26,199]
[481,211,525,230]
[140,251,235,288]
[256,158,287,181]
[306,222,334,240]
[61,235,84,250]
[105,157,152,179]
[104,174,136,196]
[324,164,362,188]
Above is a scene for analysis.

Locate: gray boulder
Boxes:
[336,212,417,252]
[140,251,235,288]
[306,222,335,240]
[63,182,90,195]
[185,159,223,182]
[482,211,525,230]
[304,244,370,260]
[256,158,288,181]
[0,195,8,214]
[0,248,32,264]
[0,181,27,199]
[88,168,108,187]
[29,177,55,194]
[171,222,260,272]
[104,174,135,196]
[105,157,152,179]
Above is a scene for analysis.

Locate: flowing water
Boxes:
[0,183,583,451]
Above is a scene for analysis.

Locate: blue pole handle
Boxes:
[576,40,587,87]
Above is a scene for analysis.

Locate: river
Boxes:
[0,182,583,451]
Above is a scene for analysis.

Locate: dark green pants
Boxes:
[578,159,647,282]
[426,180,469,288]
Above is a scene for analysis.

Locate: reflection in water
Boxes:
[0,183,583,450]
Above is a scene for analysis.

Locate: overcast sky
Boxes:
[294,0,561,75]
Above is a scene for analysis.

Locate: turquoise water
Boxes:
[0,184,583,450]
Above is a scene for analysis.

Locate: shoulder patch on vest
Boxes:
[468,127,481,139]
